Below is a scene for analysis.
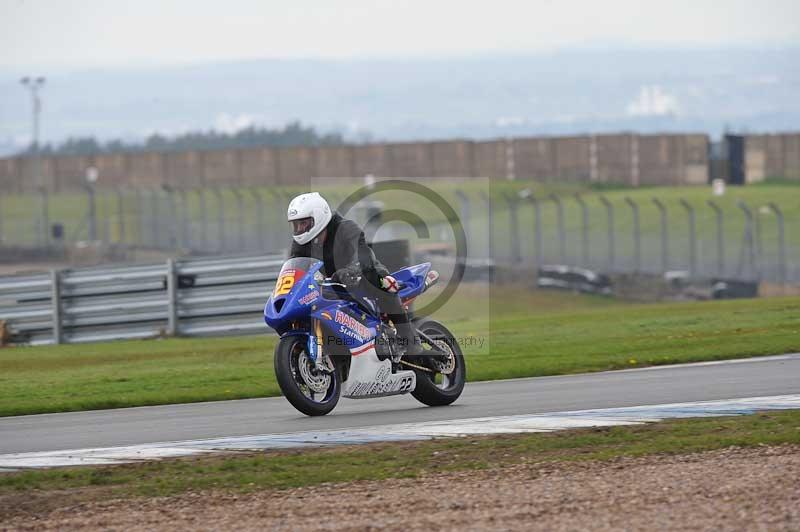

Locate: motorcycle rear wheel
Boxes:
[274,335,340,416]
[409,319,466,407]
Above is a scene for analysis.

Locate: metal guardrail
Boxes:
[0,254,284,345]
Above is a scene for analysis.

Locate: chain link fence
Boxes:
[1,184,796,285]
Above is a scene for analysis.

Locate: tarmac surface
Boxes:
[2,353,799,455]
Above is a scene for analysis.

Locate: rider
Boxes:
[286,192,424,357]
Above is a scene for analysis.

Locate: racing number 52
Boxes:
[274,274,295,296]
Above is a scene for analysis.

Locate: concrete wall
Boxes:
[0,132,722,192]
[744,132,800,183]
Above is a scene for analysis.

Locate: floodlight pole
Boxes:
[20,77,46,188]
[21,77,47,247]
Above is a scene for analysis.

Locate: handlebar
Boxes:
[321,277,405,289]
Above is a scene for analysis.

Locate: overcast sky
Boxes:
[2,0,799,70]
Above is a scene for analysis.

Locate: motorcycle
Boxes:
[264,257,466,416]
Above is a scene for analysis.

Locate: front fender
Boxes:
[280,330,320,363]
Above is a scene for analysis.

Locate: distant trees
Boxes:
[24,122,345,156]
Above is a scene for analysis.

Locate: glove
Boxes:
[381,275,400,293]
[332,266,361,287]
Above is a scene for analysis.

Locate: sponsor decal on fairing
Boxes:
[298,289,320,305]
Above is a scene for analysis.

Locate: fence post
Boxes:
[50,269,63,344]
[115,187,126,246]
[212,187,225,252]
[85,183,97,241]
[531,197,543,268]
[164,187,179,250]
[177,188,190,249]
[231,187,245,251]
[478,190,494,261]
[707,200,724,277]
[503,193,521,263]
[102,189,113,245]
[679,199,696,277]
[652,197,668,273]
[455,190,470,255]
[737,201,757,279]
[249,187,265,251]
[196,188,208,251]
[38,186,50,248]
[149,188,160,248]
[574,193,589,266]
[598,195,615,271]
[134,188,145,247]
[549,194,566,263]
[268,190,285,253]
[624,197,641,272]
[166,258,178,336]
[767,202,786,286]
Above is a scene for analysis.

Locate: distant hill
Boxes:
[1,47,798,156]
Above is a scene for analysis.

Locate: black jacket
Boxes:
[289,213,388,286]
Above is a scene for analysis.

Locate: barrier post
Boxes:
[166,258,178,336]
[50,269,63,344]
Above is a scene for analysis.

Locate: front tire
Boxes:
[274,335,340,416]
[409,319,466,407]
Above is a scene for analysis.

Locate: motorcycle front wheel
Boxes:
[274,335,340,416]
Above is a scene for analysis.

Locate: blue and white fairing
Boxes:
[264,257,423,398]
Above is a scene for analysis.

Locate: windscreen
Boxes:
[273,257,321,297]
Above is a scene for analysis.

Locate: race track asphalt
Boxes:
[1,354,799,454]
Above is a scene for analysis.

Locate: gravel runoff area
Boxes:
[3,445,799,531]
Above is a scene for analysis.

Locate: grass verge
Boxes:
[1,410,799,512]
[1,293,799,416]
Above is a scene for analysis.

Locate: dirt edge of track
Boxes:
[3,444,799,531]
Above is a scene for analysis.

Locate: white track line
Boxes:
[2,394,798,470]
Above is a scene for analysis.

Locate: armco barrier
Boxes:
[0,254,284,346]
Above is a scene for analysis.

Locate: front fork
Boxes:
[309,319,334,372]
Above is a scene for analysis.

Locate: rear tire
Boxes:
[409,319,466,407]
[274,335,340,416]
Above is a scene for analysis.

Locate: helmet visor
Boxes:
[291,217,315,236]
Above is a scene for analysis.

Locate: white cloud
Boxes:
[626,85,680,117]
[1,0,799,69]
[214,113,258,134]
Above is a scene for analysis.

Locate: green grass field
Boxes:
[1,410,798,503]
[1,289,798,417]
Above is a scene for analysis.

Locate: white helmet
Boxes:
[287,192,332,245]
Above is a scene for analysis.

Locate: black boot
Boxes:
[395,320,425,357]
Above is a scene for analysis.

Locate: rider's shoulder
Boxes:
[334,216,363,236]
